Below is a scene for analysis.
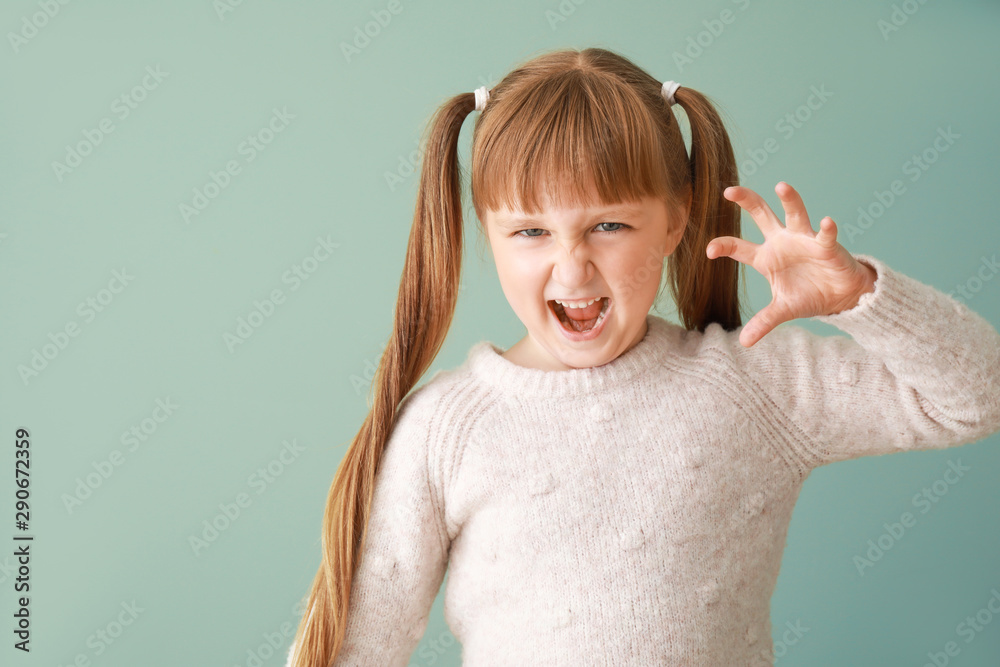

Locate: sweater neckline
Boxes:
[466,314,679,399]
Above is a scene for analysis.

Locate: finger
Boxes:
[774,182,813,235]
[723,186,783,239]
[706,235,757,266]
[739,303,787,348]
[815,216,839,248]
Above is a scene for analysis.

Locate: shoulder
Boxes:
[388,351,505,469]
[395,353,499,425]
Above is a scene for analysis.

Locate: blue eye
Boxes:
[595,222,627,234]
[512,222,631,238]
[516,228,546,238]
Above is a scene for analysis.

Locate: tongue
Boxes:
[563,298,603,321]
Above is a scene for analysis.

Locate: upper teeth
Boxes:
[555,297,603,309]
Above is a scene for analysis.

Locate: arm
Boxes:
[286,391,451,666]
[731,253,1000,470]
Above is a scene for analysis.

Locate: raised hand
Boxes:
[706,182,877,348]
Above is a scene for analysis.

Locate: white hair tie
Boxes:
[474,86,490,112]
[661,80,681,107]
[472,80,679,112]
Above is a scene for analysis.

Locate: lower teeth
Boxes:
[558,299,608,333]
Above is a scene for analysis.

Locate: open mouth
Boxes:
[549,296,611,333]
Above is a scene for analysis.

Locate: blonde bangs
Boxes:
[471,68,675,220]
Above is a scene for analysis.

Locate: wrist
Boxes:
[828,260,878,315]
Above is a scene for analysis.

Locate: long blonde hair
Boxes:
[287,46,746,666]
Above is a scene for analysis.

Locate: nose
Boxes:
[551,238,594,289]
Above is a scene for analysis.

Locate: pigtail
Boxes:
[288,47,749,664]
[667,86,746,332]
[286,92,472,667]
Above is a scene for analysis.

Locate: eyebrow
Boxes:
[494,204,643,228]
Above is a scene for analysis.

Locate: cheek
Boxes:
[496,257,542,305]
[492,250,520,284]
[506,255,543,284]
[613,249,664,301]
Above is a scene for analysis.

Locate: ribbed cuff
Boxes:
[812,253,946,336]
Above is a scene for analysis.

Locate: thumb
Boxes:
[739,303,785,348]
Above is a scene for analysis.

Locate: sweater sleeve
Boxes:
[729,253,1000,471]
[285,389,451,666]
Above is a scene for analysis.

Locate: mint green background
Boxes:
[1,1,998,665]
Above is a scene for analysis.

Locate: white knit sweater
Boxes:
[286,253,1000,666]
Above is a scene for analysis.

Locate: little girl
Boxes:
[286,47,1000,666]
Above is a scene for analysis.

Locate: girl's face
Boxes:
[483,189,688,371]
